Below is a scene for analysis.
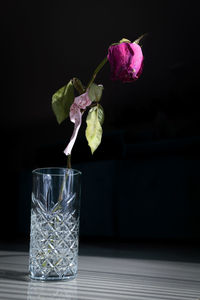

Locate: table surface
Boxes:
[0,245,200,300]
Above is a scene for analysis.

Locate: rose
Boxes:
[107,42,143,83]
[52,35,145,164]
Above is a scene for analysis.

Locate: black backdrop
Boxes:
[1,0,200,245]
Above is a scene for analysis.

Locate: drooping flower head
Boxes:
[107,41,143,83]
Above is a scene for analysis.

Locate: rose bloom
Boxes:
[107,42,143,83]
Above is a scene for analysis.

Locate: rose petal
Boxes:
[74,91,91,109]
[63,118,82,156]
[70,103,81,123]
[129,43,144,78]
[63,91,92,156]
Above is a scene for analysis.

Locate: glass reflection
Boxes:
[27,278,78,300]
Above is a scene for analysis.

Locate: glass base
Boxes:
[29,273,77,281]
[29,209,79,281]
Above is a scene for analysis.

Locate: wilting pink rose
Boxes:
[64,91,92,156]
[107,42,143,83]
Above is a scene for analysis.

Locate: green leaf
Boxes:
[52,80,74,124]
[111,38,131,46]
[119,38,131,43]
[133,33,147,45]
[97,104,104,125]
[72,77,86,95]
[85,105,104,154]
[88,83,104,102]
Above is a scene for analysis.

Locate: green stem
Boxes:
[53,158,71,212]
[87,56,108,89]
[67,154,71,169]
[72,77,86,94]
[58,160,71,203]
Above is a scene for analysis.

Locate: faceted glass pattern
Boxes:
[29,168,81,281]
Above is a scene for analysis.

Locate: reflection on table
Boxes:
[0,247,200,300]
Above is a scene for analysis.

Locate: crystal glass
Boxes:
[29,167,81,281]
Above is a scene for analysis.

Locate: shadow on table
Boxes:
[0,254,29,282]
[0,268,28,282]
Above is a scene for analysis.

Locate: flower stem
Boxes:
[87,56,108,89]
[58,159,71,203]
[67,154,71,169]
[53,158,71,212]
[56,56,108,207]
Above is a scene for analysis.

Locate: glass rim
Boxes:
[32,167,82,176]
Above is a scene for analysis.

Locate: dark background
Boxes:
[1,0,200,247]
